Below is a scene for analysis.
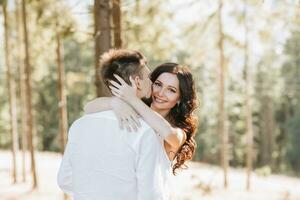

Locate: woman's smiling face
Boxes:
[151,72,181,111]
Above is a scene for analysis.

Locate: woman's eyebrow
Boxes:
[168,86,177,90]
[157,79,178,90]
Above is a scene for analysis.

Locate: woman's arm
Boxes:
[128,97,186,149]
[110,75,186,149]
[84,97,141,131]
[84,97,114,114]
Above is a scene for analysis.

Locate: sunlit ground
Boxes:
[0,151,299,200]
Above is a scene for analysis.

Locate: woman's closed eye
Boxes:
[168,88,176,93]
[153,82,162,87]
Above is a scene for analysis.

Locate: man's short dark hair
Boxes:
[100,49,148,87]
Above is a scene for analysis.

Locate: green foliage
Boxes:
[280,29,300,174]
[123,0,178,66]
[286,109,300,172]
[0,0,6,6]
[0,0,300,176]
[0,73,10,148]
[35,68,60,151]
[33,36,94,151]
[0,0,94,151]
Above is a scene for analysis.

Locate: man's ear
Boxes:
[133,75,142,91]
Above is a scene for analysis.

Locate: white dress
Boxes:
[157,135,173,200]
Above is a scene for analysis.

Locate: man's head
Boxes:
[100,49,152,99]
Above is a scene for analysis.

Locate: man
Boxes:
[57,49,163,200]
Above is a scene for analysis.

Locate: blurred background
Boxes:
[0,0,300,199]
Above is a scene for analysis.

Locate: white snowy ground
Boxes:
[0,151,299,200]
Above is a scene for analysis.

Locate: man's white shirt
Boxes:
[57,110,164,200]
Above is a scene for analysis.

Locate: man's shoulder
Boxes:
[82,110,117,120]
[70,110,152,133]
[68,111,116,131]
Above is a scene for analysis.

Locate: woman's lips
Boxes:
[153,96,167,103]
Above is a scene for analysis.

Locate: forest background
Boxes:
[0,0,300,199]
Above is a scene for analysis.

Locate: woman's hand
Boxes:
[109,74,138,103]
[111,97,141,132]
[84,97,112,114]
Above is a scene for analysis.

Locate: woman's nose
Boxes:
[158,88,165,97]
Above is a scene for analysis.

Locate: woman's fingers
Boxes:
[109,85,119,93]
[117,115,124,129]
[109,86,121,96]
[111,89,121,98]
[120,117,130,132]
[124,119,132,132]
[109,80,126,98]
[109,80,121,89]
[120,116,139,132]
[113,74,127,85]
[128,117,138,132]
[130,115,141,128]
[110,96,140,132]
[121,117,131,131]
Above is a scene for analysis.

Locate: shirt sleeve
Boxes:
[57,130,74,196]
[136,128,163,200]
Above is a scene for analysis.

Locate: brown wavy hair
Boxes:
[150,63,198,175]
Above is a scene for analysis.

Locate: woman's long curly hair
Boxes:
[150,63,198,175]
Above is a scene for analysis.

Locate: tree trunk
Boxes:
[94,0,111,97]
[112,0,122,48]
[243,1,254,190]
[266,100,274,167]
[259,96,274,166]
[261,97,269,165]
[217,0,228,188]
[276,102,288,170]
[21,0,38,188]
[3,0,19,184]
[15,0,27,182]
[135,0,140,42]
[55,21,68,153]
[255,65,266,167]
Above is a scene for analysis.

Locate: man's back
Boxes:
[57,111,163,200]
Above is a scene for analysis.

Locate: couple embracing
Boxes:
[57,49,198,200]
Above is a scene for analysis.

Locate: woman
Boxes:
[85,62,198,175]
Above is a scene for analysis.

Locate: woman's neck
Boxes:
[150,104,169,118]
